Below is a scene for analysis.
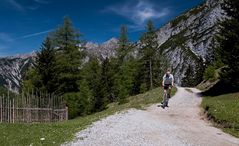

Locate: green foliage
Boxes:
[203,65,217,81]
[138,20,161,90]
[35,37,57,93]
[112,25,140,103]
[116,59,139,104]
[52,17,83,94]
[117,25,129,62]
[22,68,41,93]
[0,86,16,97]
[216,0,239,88]
[81,57,107,112]
[64,91,90,119]
[182,60,204,87]
[140,83,147,93]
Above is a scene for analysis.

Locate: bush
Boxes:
[64,92,90,119]
[204,65,217,81]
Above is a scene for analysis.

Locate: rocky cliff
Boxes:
[84,37,118,59]
[156,0,224,86]
[0,54,34,93]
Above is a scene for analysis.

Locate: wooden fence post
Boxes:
[13,98,15,123]
[66,106,68,120]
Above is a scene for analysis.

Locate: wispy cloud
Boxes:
[5,0,50,12]
[0,33,14,42]
[27,5,40,10]
[105,0,169,31]
[7,0,25,12]
[18,29,54,39]
[34,0,50,4]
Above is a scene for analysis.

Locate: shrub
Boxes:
[204,65,217,81]
[64,92,90,119]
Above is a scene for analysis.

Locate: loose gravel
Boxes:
[64,88,239,146]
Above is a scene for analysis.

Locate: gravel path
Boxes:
[64,87,239,146]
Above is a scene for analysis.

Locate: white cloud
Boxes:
[105,0,169,30]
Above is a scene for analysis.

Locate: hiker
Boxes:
[161,68,174,108]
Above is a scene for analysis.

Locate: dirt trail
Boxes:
[64,87,239,146]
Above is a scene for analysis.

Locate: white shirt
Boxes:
[163,74,174,85]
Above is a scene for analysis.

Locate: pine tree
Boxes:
[81,57,106,112]
[52,17,83,94]
[117,58,139,104]
[113,25,139,103]
[216,0,239,88]
[117,25,129,62]
[35,37,57,93]
[22,37,57,94]
[139,20,160,90]
[100,57,115,102]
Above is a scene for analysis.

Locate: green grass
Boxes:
[0,87,176,146]
[202,92,239,138]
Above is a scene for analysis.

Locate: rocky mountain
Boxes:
[84,37,118,59]
[0,54,35,93]
[155,0,224,86]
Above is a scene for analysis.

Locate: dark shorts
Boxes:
[164,84,172,90]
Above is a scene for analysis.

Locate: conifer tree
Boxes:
[22,37,57,94]
[117,25,129,63]
[139,20,159,90]
[216,0,239,87]
[35,37,57,93]
[81,57,106,112]
[100,57,115,102]
[52,17,83,94]
[113,25,139,103]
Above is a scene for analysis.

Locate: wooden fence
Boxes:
[0,92,68,123]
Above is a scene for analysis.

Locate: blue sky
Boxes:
[0,0,204,56]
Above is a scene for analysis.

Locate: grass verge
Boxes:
[202,92,239,138]
[0,87,176,146]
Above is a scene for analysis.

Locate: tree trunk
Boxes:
[150,58,153,89]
